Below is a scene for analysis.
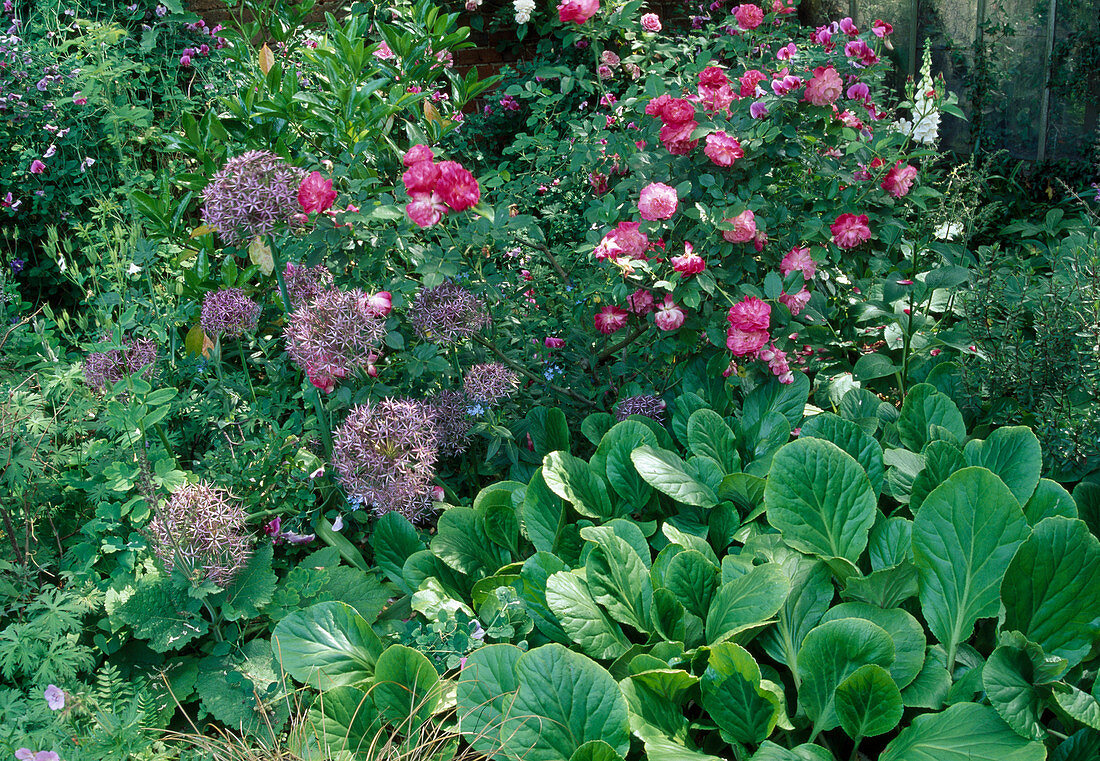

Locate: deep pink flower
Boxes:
[298,171,336,214]
[641,12,661,31]
[779,288,811,315]
[671,242,706,276]
[839,16,858,34]
[402,160,440,193]
[704,131,744,166]
[698,66,730,89]
[873,19,893,37]
[594,221,650,260]
[659,121,699,155]
[404,145,434,166]
[627,289,655,314]
[654,295,685,331]
[771,69,803,96]
[831,213,871,248]
[847,82,870,101]
[740,69,767,97]
[639,182,678,220]
[728,296,771,332]
[733,3,764,29]
[776,42,796,60]
[749,101,769,119]
[780,246,816,279]
[544,336,565,348]
[435,161,480,211]
[29,159,45,174]
[367,291,392,316]
[645,93,672,119]
[881,161,918,198]
[804,66,843,106]
[558,0,599,24]
[699,83,736,114]
[727,328,770,355]
[595,305,629,334]
[722,210,757,243]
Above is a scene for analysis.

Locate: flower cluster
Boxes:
[727,297,793,383]
[284,288,388,393]
[147,482,253,587]
[463,363,519,405]
[331,398,438,522]
[284,262,335,309]
[427,390,472,457]
[200,288,261,338]
[645,94,698,155]
[402,145,480,228]
[410,282,490,344]
[201,150,305,246]
[615,394,666,422]
[83,336,157,391]
[514,0,535,24]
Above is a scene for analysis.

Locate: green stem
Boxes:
[237,340,257,406]
[848,736,863,761]
[154,423,177,468]
[202,599,224,642]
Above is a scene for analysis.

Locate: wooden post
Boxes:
[908,0,920,79]
[1036,0,1057,161]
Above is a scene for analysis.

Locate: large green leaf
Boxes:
[796,617,895,736]
[528,406,570,454]
[799,413,885,495]
[431,506,511,578]
[750,742,836,761]
[598,421,657,510]
[662,550,720,621]
[764,437,877,564]
[900,645,951,709]
[519,468,565,554]
[500,644,631,761]
[620,668,698,741]
[301,685,382,759]
[705,563,790,645]
[1001,517,1100,666]
[221,541,276,622]
[912,467,1030,666]
[1024,479,1077,525]
[371,644,441,729]
[519,552,571,644]
[743,371,809,429]
[964,426,1043,506]
[688,409,742,474]
[759,560,834,673]
[897,383,965,452]
[701,643,780,745]
[640,731,725,761]
[546,571,631,659]
[841,561,920,609]
[581,527,653,633]
[1050,728,1100,761]
[543,451,617,519]
[880,703,1047,761]
[631,445,718,507]
[1071,481,1100,538]
[271,601,385,689]
[820,602,925,688]
[456,643,522,756]
[370,511,423,593]
[569,740,625,761]
[984,639,1067,741]
[910,440,966,511]
[834,663,903,739]
[1052,684,1100,731]
[868,517,913,570]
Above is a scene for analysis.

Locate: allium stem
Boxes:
[154,423,177,468]
[238,341,257,405]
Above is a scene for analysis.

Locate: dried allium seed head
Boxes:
[331,399,439,523]
[615,394,667,422]
[83,335,158,391]
[200,288,261,338]
[427,390,472,457]
[148,482,252,587]
[201,150,305,247]
[410,282,490,344]
[463,363,519,405]
[284,288,387,392]
[284,262,335,309]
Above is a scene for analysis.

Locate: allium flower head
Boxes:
[427,390,472,457]
[201,150,305,246]
[148,482,252,587]
[463,363,519,405]
[284,262,335,309]
[332,399,439,522]
[615,394,666,422]
[83,335,158,391]
[411,283,490,344]
[200,288,261,338]
[284,288,387,393]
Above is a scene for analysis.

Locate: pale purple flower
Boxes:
[426,390,472,457]
[201,150,305,246]
[284,288,387,392]
[15,751,60,761]
[615,394,666,422]
[83,335,157,390]
[148,482,253,587]
[410,282,490,344]
[749,101,769,118]
[463,363,519,405]
[44,685,64,710]
[200,288,261,338]
[283,262,334,309]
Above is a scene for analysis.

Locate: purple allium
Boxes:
[284,288,387,393]
[331,399,438,523]
[410,282,490,344]
[463,363,519,405]
[427,390,472,457]
[147,482,253,587]
[44,685,64,711]
[200,288,261,338]
[83,335,157,391]
[284,261,334,309]
[201,150,305,247]
[615,394,667,422]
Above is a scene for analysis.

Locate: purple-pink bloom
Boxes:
[638,182,678,221]
[44,685,65,710]
[148,482,253,587]
[201,151,305,246]
[200,288,261,338]
[29,159,45,174]
[749,100,769,118]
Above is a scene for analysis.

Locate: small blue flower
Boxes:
[466,403,486,416]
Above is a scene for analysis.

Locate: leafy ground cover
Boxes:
[1,0,1099,759]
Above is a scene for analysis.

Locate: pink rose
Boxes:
[402,160,440,193]
[660,98,696,125]
[727,296,771,332]
[595,305,629,334]
[403,144,434,166]
[406,191,448,228]
[698,66,730,89]
[779,288,811,315]
[558,0,599,24]
[671,242,705,275]
[804,65,843,106]
[298,171,337,214]
[780,246,816,279]
[627,289,655,314]
[654,295,685,331]
[881,161,918,198]
[726,328,770,355]
[733,3,764,29]
[29,160,45,174]
[722,210,757,243]
[367,291,392,316]
[659,121,699,155]
[640,12,661,31]
[594,221,650,260]
[704,131,744,167]
[436,161,480,211]
[831,213,871,249]
[544,336,565,348]
[645,93,672,119]
[699,83,736,115]
[740,69,767,97]
[639,182,678,221]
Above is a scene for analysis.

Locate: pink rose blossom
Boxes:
[406,191,448,228]
[627,289,655,314]
[740,69,767,97]
[402,160,440,193]
[779,288,811,315]
[298,171,337,214]
[558,0,599,24]
[780,246,816,279]
[804,65,843,106]
[831,213,871,249]
[726,328,770,355]
[671,242,706,275]
[722,210,757,243]
[594,221,650,260]
[727,296,771,332]
[733,3,764,29]
[638,182,678,220]
[404,144,434,166]
[435,161,480,211]
[374,41,394,59]
[881,161,918,198]
[704,131,744,166]
[640,12,661,31]
[595,305,629,334]
[367,291,392,316]
[654,295,685,331]
[544,336,565,348]
[29,159,45,174]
